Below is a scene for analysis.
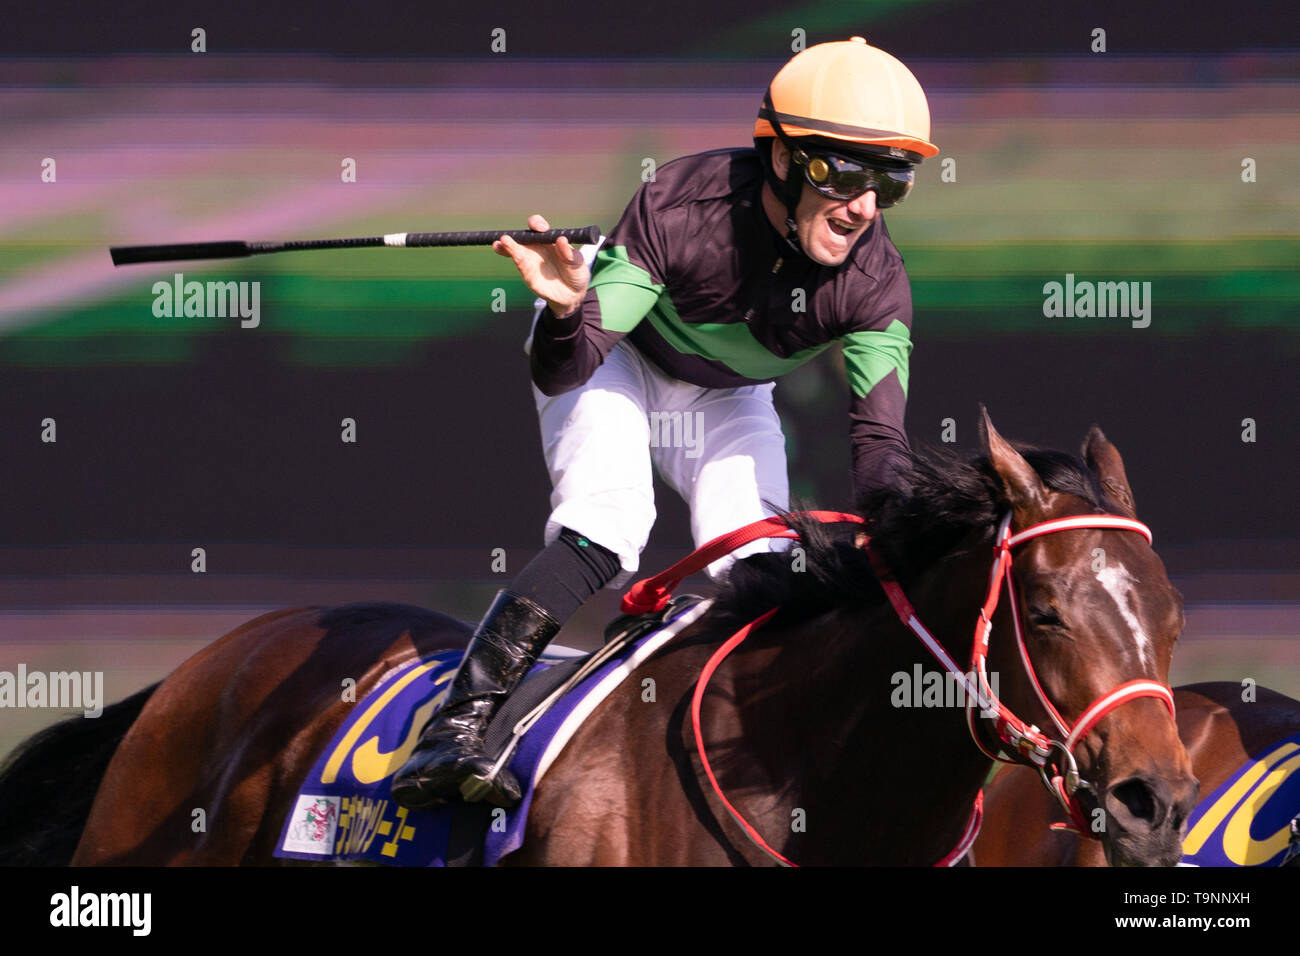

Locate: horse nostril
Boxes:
[1111,777,1159,824]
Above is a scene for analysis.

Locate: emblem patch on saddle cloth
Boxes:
[273,600,709,865]
[1180,732,1300,867]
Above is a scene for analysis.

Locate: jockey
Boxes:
[392,36,939,810]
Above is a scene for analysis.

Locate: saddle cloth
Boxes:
[273,599,709,866]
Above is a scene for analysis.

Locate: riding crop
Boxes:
[109,225,602,266]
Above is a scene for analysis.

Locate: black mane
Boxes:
[711,441,1121,629]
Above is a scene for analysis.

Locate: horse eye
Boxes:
[1029,607,1065,630]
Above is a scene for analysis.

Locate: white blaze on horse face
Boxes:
[1094,563,1152,670]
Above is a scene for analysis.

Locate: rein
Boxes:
[622,509,1175,866]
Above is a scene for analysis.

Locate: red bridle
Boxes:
[622,509,1177,866]
[867,511,1176,844]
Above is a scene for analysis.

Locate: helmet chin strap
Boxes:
[760,89,809,256]
[781,216,801,253]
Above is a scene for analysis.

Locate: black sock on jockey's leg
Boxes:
[504,526,623,626]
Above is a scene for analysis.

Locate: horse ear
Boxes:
[979,405,1048,516]
[1082,425,1137,518]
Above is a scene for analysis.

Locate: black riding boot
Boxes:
[390,590,560,810]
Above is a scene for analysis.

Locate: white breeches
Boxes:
[528,317,791,589]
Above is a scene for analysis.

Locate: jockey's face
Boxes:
[763,141,880,267]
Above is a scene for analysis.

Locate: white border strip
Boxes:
[531,599,713,784]
[540,643,589,660]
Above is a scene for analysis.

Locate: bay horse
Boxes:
[974,682,1300,866]
[0,411,1196,866]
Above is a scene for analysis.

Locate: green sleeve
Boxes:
[841,318,912,399]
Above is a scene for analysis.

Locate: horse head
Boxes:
[979,408,1197,866]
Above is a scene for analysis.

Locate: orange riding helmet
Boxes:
[754,36,938,250]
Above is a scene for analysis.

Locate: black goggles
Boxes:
[792,148,915,207]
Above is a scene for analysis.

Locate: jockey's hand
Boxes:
[493,214,589,319]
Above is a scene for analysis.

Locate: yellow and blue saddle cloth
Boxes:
[273,599,708,866]
[273,646,590,866]
[1180,732,1300,867]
